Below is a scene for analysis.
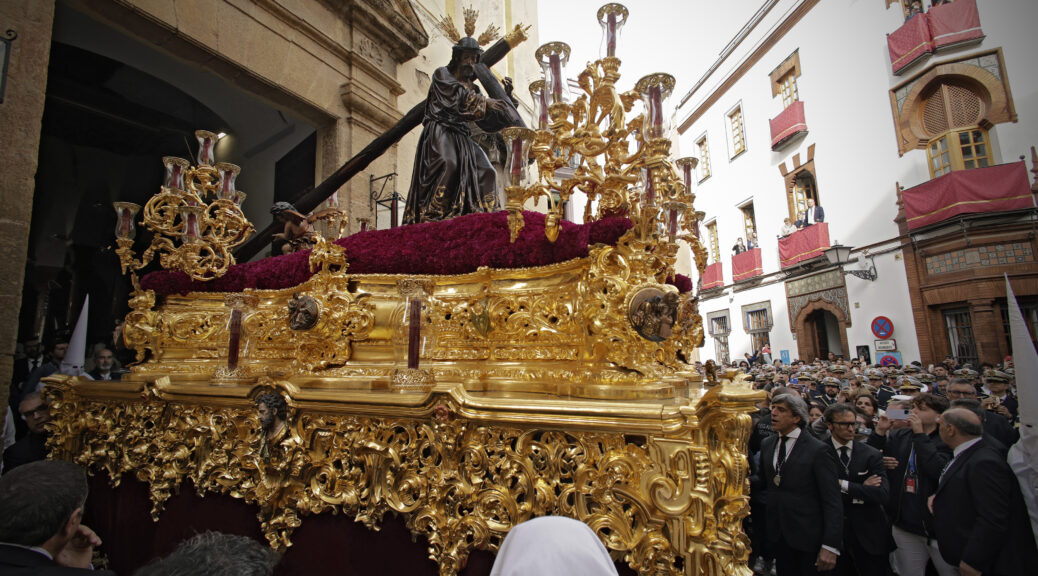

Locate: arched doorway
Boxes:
[794,300,850,362]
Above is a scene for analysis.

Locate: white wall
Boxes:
[676,0,1038,365]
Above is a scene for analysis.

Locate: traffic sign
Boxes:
[879,352,902,367]
[871,316,894,339]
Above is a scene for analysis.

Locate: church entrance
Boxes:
[794,302,850,363]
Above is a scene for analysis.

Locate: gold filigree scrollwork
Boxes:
[290,242,374,372]
[44,376,760,576]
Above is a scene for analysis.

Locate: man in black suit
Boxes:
[2,392,50,473]
[86,348,120,381]
[824,404,890,576]
[867,392,955,576]
[8,339,44,440]
[760,393,842,575]
[22,337,68,402]
[0,460,116,575]
[933,408,1038,575]
[796,198,825,227]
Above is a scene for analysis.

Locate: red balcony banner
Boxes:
[887,13,933,74]
[702,262,724,290]
[732,248,763,282]
[779,222,830,268]
[928,0,983,49]
[902,162,1034,231]
[769,100,807,150]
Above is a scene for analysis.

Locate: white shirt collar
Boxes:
[953,437,983,458]
[780,427,802,440]
[831,438,852,452]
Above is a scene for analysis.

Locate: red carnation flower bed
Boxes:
[141,211,690,296]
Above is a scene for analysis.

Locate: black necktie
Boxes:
[777,436,789,470]
[840,446,850,468]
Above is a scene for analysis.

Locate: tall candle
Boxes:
[227,309,242,371]
[391,195,399,228]
[682,163,693,190]
[644,171,656,206]
[118,209,132,239]
[509,139,524,184]
[668,209,679,240]
[549,53,563,102]
[538,89,550,129]
[185,212,200,239]
[606,13,617,57]
[407,298,421,369]
[649,84,663,135]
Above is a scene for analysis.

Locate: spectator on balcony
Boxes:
[732,238,747,255]
[906,1,923,21]
[747,232,758,250]
[780,217,797,237]
[796,198,825,227]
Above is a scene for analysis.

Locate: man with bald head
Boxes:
[932,408,1037,576]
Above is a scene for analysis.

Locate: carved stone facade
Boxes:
[785,269,850,361]
[0,0,434,417]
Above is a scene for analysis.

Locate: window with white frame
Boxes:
[706,221,719,263]
[727,104,746,157]
[707,310,731,365]
[696,134,711,181]
[742,302,773,354]
[740,203,757,248]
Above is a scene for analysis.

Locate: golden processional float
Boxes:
[43,5,762,575]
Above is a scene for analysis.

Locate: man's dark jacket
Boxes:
[0,543,117,575]
[866,427,951,537]
[933,438,1038,575]
[760,428,843,552]
[2,432,48,474]
[838,440,891,557]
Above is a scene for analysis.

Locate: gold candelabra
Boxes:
[113,130,255,282]
[505,3,707,281]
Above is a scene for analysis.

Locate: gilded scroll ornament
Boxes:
[43,375,762,576]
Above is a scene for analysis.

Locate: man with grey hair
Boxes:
[760,393,843,575]
[2,391,50,473]
[932,408,1037,575]
[134,531,280,576]
[0,460,115,574]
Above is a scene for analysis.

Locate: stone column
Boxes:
[0,0,56,429]
[968,298,1003,366]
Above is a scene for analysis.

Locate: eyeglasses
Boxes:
[830,420,857,428]
[20,406,49,418]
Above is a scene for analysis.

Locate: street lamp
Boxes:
[824,242,878,281]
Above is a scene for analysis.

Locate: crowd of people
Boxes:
[707,351,1037,575]
[3,324,133,474]
[4,322,1035,574]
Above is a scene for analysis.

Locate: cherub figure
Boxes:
[270,202,340,255]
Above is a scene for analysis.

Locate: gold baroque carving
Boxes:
[43,376,761,576]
